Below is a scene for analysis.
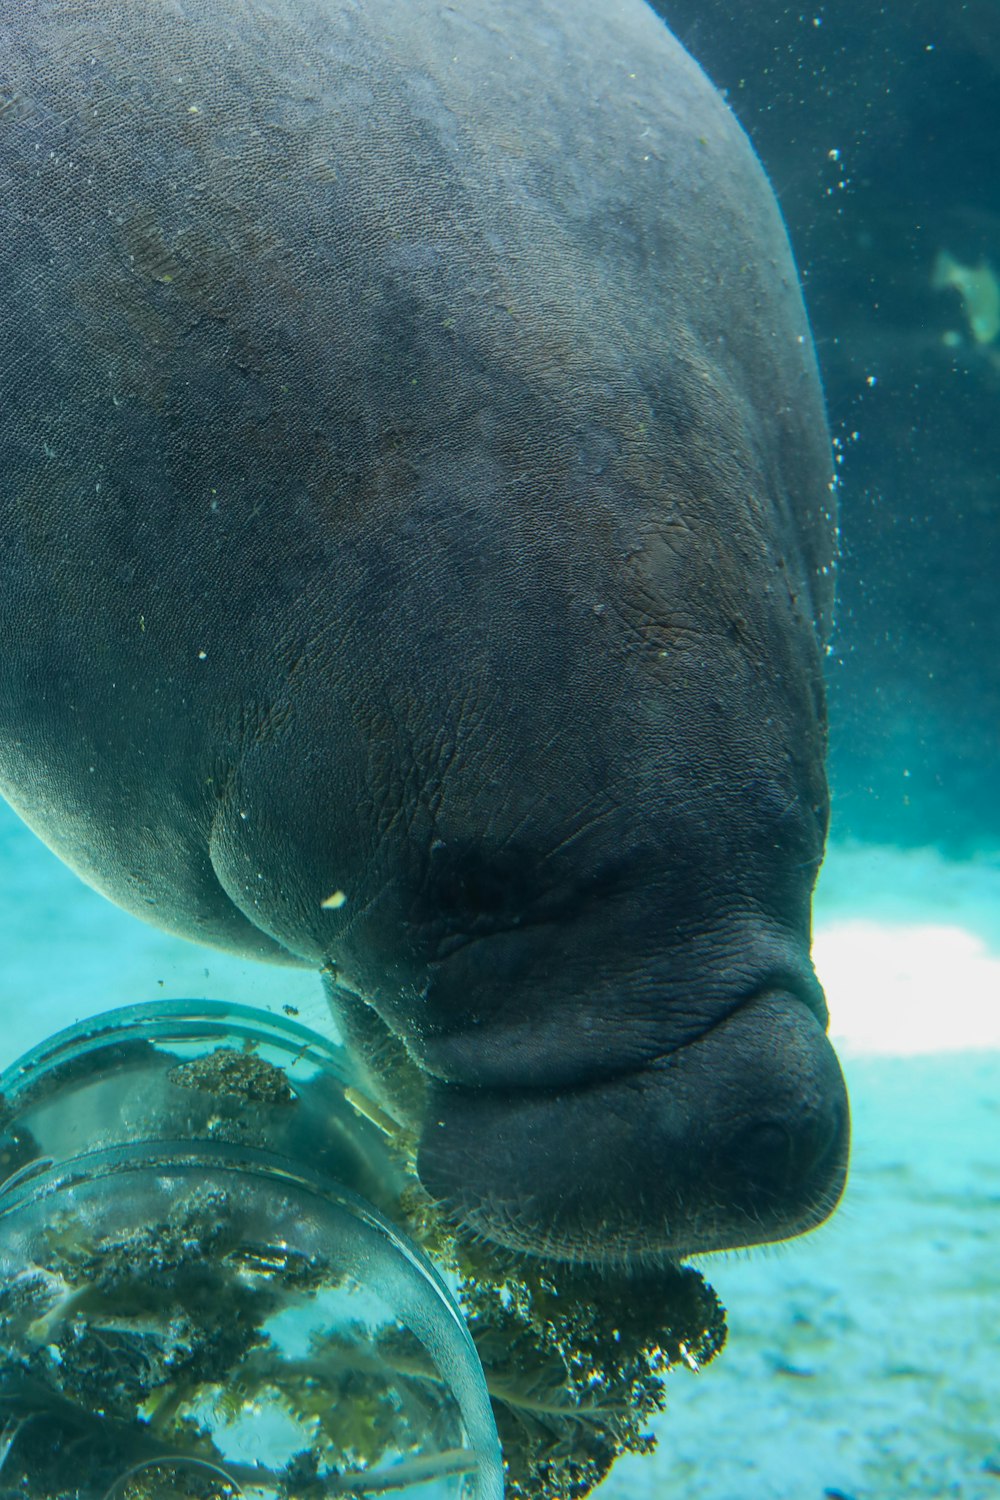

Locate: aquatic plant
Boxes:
[399,1181,728,1500]
[0,1184,475,1498]
[0,1016,726,1500]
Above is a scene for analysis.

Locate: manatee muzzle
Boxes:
[416,992,850,1263]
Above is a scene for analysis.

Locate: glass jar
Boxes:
[0,1002,503,1500]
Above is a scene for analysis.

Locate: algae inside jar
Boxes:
[0,1002,503,1500]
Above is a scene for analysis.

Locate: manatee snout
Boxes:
[416,993,849,1263]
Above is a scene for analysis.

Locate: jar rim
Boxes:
[0,997,351,1104]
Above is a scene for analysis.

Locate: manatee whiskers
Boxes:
[792,1175,852,1242]
[422,1170,690,1270]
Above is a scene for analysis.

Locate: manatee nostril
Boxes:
[735,1095,848,1202]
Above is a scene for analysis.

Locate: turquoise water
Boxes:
[3,802,998,1500]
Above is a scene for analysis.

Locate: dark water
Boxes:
[658,0,1000,854]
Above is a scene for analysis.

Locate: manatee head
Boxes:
[209,486,850,1267]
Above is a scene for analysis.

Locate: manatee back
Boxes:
[0,0,833,957]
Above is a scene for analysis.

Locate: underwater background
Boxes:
[3,811,998,1499]
[1,0,997,1496]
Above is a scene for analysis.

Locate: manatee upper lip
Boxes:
[410,949,830,1093]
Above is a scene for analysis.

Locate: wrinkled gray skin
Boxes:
[0,0,848,1264]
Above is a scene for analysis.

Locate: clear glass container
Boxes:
[0,1002,503,1500]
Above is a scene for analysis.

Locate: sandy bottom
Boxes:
[0,807,997,1500]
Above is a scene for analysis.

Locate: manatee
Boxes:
[0,0,848,1263]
